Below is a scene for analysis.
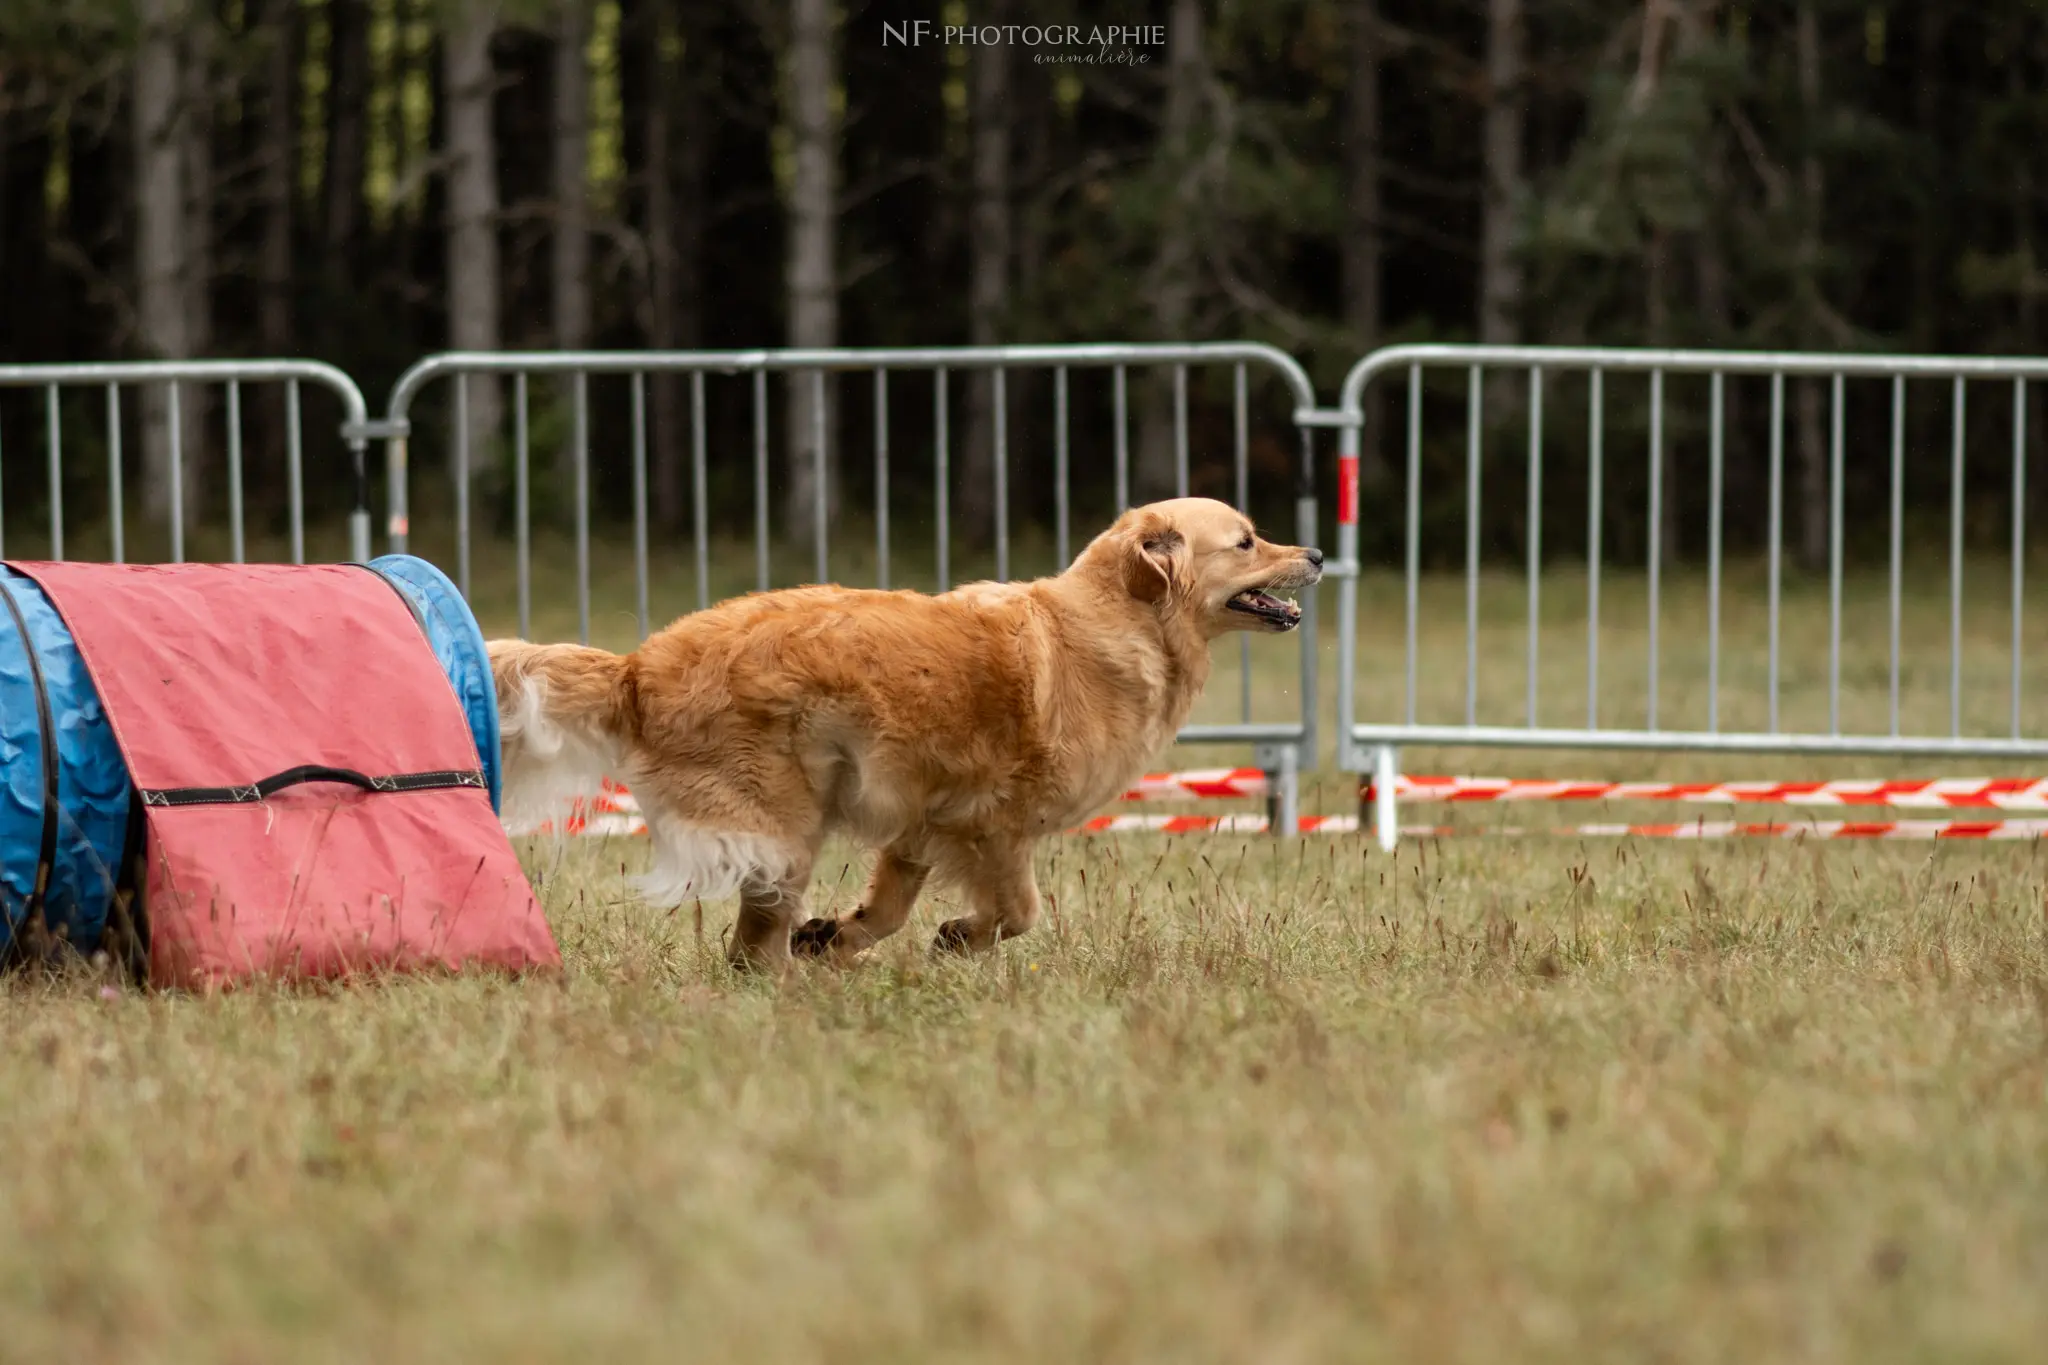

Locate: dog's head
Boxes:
[1088,497,1323,638]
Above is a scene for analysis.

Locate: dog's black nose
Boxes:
[1306,548,1324,567]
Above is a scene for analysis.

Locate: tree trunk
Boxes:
[324,0,370,264]
[1911,6,1945,355]
[2015,33,2040,538]
[552,0,592,494]
[444,0,503,488]
[783,0,839,548]
[961,0,1012,543]
[640,0,684,528]
[1796,0,1826,571]
[1345,0,1385,489]
[180,12,215,521]
[1137,0,1204,504]
[256,0,298,520]
[1478,0,1524,348]
[133,0,192,526]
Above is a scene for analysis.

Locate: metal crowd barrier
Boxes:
[1332,345,2048,850]
[0,360,374,565]
[370,344,1325,830]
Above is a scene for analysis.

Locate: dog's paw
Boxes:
[930,918,978,954]
[790,917,843,957]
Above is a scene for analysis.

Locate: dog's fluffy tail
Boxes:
[489,639,635,832]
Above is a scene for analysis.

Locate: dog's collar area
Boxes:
[1226,589,1301,629]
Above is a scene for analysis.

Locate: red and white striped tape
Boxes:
[1115,769,2048,809]
[1119,767,1271,801]
[513,775,2048,840]
[1075,814,2048,840]
[1368,775,2048,809]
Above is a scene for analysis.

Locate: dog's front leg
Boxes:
[932,840,1040,955]
[791,847,929,963]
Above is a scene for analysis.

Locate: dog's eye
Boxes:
[1238,534,1254,551]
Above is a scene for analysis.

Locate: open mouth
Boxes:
[1226,588,1302,630]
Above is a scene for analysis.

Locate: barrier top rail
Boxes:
[1338,343,2048,414]
[381,343,1320,429]
[0,358,370,429]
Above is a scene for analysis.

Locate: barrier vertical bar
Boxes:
[875,369,890,588]
[2014,377,2028,739]
[575,371,590,645]
[1235,362,1250,722]
[167,381,183,564]
[1054,367,1070,568]
[1526,366,1543,728]
[454,376,471,595]
[1768,372,1784,731]
[692,372,709,611]
[226,380,245,563]
[935,367,950,590]
[1173,363,1189,498]
[1404,366,1421,726]
[753,370,769,593]
[1708,370,1724,731]
[106,385,123,564]
[994,366,1009,582]
[1335,369,1363,777]
[286,380,305,565]
[1952,377,1966,737]
[46,385,62,560]
[1587,369,1603,729]
[631,372,649,640]
[1828,373,1844,734]
[515,372,531,639]
[1113,365,1129,513]
[1647,369,1662,730]
[1295,422,1318,782]
[1890,376,1904,735]
[386,376,410,551]
[812,369,829,585]
[1337,364,1365,778]
[1465,365,1481,728]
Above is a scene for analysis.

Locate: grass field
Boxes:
[3,533,2047,1361]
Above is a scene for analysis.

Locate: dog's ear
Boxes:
[1122,518,1185,603]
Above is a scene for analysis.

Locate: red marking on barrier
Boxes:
[1337,454,1359,525]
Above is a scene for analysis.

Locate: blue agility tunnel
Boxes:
[0,554,501,957]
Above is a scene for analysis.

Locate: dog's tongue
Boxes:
[1237,590,1299,618]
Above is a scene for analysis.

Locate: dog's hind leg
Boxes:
[791,846,930,962]
[931,839,1040,955]
[728,861,813,974]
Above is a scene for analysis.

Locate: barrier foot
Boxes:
[1371,744,1400,852]
[1261,745,1300,836]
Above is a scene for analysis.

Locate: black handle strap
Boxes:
[0,578,59,960]
[137,765,485,809]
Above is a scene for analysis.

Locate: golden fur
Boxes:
[489,497,1322,970]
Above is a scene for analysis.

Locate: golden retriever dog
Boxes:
[489,496,1322,971]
